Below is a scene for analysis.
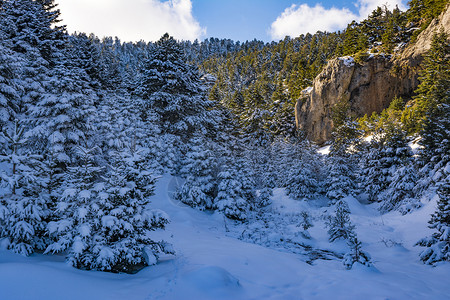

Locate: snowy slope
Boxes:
[1,175,449,300]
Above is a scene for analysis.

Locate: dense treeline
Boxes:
[197,1,448,142]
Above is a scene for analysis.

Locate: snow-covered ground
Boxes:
[1,175,449,300]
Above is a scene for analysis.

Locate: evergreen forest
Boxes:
[0,0,449,280]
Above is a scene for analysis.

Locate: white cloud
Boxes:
[269,4,357,40]
[269,0,406,40]
[56,0,206,42]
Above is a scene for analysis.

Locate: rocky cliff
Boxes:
[295,4,450,145]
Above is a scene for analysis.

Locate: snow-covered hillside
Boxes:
[1,175,449,300]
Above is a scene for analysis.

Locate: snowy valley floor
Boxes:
[1,175,449,300]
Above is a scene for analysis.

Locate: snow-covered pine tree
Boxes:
[214,168,249,221]
[66,33,103,90]
[282,137,324,201]
[417,172,450,265]
[0,0,48,113]
[270,139,297,187]
[45,145,103,257]
[359,122,412,203]
[46,145,173,272]
[416,102,450,192]
[0,39,22,130]
[326,106,361,202]
[235,154,258,205]
[77,148,171,272]
[92,36,122,91]
[95,92,166,175]
[380,161,420,214]
[135,33,217,138]
[358,138,387,202]
[26,41,98,179]
[240,83,272,143]
[176,136,217,210]
[327,199,356,242]
[325,155,357,203]
[286,160,320,201]
[0,120,48,255]
[343,236,372,269]
[255,187,273,208]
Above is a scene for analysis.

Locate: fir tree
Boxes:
[327,200,356,242]
[286,160,320,201]
[414,31,449,193]
[0,120,48,255]
[45,145,103,256]
[380,162,420,214]
[325,155,357,203]
[0,40,22,130]
[343,236,372,269]
[214,168,249,221]
[411,31,450,135]
[359,122,412,203]
[417,173,450,264]
[45,145,173,272]
[135,33,217,138]
[176,137,217,210]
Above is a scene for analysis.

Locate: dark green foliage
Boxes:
[407,0,449,40]
[201,32,341,140]
[330,98,362,156]
[359,121,412,203]
[416,31,450,164]
[414,31,450,130]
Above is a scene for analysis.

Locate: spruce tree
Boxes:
[414,31,449,133]
[176,137,217,210]
[343,236,372,269]
[414,31,449,193]
[135,33,216,138]
[0,40,22,130]
[0,120,48,255]
[327,200,356,242]
[359,122,412,203]
[214,168,250,221]
[325,155,357,203]
[417,173,450,264]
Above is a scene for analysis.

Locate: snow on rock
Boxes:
[302,86,313,94]
[409,137,423,154]
[338,56,355,67]
[318,145,331,155]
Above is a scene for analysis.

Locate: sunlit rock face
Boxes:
[295,4,450,145]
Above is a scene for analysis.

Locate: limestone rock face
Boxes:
[295,4,450,145]
[295,55,414,144]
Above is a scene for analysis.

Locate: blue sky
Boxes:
[56,0,406,43]
[192,0,302,41]
[192,0,357,41]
